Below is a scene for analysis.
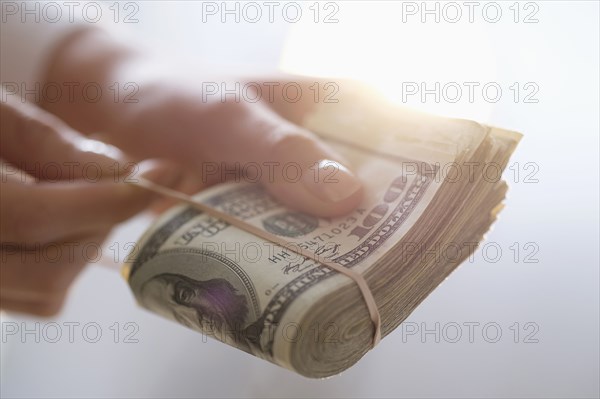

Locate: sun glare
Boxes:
[280,2,498,121]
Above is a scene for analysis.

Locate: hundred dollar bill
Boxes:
[124,87,521,377]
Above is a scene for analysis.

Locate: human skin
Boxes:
[40,28,364,216]
[0,27,363,316]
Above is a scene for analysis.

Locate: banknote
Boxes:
[124,88,521,377]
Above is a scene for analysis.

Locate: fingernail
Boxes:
[302,159,362,203]
[76,137,134,177]
[76,137,123,160]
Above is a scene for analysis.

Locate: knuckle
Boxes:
[32,297,65,317]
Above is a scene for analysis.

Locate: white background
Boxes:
[1,1,599,398]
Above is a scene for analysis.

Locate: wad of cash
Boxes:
[123,87,521,378]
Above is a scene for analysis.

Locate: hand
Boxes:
[41,29,364,217]
[0,96,180,316]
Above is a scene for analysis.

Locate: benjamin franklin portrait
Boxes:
[140,273,252,348]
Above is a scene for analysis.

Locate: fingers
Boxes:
[0,234,106,317]
[255,126,364,217]
[0,243,92,301]
[34,78,364,216]
[0,95,130,181]
[0,160,182,317]
[0,296,67,317]
[87,96,364,216]
[1,160,183,243]
[197,101,364,217]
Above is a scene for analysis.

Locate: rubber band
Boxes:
[128,177,382,348]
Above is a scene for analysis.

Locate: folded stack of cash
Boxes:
[124,87,521,378]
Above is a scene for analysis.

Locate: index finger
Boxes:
[1,160,182,244]
[0,96,130,181]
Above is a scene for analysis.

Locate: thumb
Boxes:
[189,101,364,217]
[257,126,364,217]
